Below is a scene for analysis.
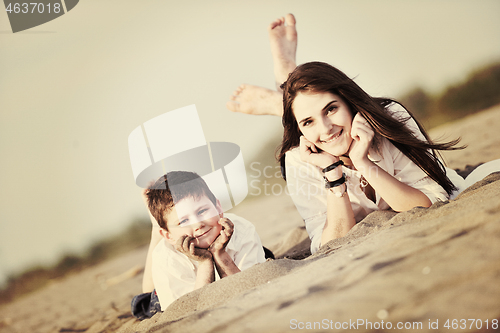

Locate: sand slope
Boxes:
[125,173,500,333]
[1,105,500,333]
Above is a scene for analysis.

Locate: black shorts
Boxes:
[130,289,162,320]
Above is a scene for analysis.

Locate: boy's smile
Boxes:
[161,195,223,249]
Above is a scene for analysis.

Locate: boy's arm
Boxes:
[209,218,241,278]
[194,259,215,289]
[141,187,162,293]
[142,219,162,292]
[212,251,240,278]
[175,235,215,289]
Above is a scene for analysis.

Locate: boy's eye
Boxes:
[179,219,189,225]
[198,208,208,215]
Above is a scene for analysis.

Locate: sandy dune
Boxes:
[1,105,500,333]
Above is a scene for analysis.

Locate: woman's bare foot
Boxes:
[268,13,297,91]
[226,84,283,116]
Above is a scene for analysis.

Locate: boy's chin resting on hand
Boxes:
[136,171,267,319]
[208,217,234,256]
[174,235,213,262]
[207,218,240,278]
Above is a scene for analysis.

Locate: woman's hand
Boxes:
[299,136,338,169]
[349,113,374,168]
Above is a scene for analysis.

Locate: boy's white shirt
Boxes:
[152,213,266,311]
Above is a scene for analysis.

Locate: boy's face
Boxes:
[160,195,223,249]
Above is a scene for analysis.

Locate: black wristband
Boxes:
[322,160,344,173]
[324,173,346,189]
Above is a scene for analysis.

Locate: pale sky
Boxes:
[1,0,499,284]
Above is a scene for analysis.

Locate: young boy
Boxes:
[132,171,266,319]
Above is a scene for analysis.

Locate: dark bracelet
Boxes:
[324,173,346,189]
[322,160,344,173]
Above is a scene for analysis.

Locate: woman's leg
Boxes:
[269,13,298,91]
[226,84,282,116]
[226,13,298,116]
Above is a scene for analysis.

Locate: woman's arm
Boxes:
[355,160,431,212]
[299,136,357,246]
[349,114,431,212]
[322,169,356,245]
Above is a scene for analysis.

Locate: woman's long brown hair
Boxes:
[278,62,462,196]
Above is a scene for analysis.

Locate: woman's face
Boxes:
[293,91,354,157]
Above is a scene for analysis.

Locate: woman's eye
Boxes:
[303,120,312,126]
[179,219,188,225]
[326,106,337,114]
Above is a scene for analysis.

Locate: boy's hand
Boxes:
[175,235,212,262]
[208,218,240,278]
[209,218,234,255]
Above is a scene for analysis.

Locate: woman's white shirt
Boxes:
[285,103,449,254]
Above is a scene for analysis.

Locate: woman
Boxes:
[228,14,498,254]
[279,61,462,253]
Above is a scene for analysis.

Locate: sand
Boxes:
[1,105,500,333]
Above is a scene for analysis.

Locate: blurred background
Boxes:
[1,0,499,302]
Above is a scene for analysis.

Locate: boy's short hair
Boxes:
[146,171,217,230]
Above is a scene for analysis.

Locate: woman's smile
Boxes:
[293,91,353,157]
[320,129,343,144]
